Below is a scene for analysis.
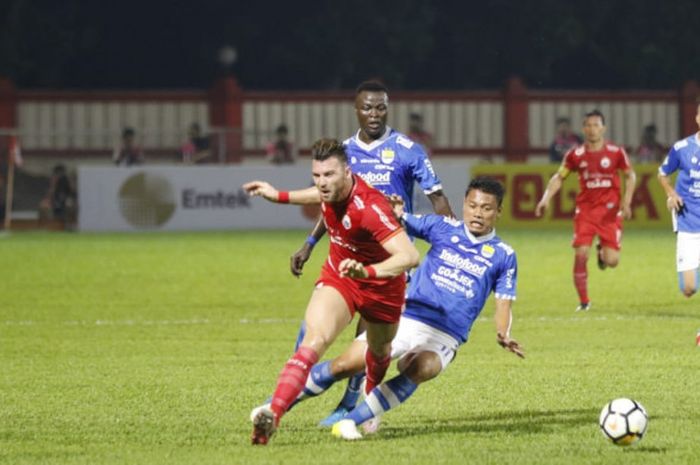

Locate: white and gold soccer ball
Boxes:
[599,398,648,446]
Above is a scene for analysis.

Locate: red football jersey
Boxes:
[321,175,403,277]
[563,142,632,210]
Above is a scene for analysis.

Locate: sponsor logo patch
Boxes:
[381,149,396,164]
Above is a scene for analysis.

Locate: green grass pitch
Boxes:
[1,228,699,464]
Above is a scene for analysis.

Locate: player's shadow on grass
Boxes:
[375,407,597,440]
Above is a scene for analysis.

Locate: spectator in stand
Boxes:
[181,122,212,164]
[634,124,666,164]
[113,127,144,166]
[407,112,434,155]
[266,124,296,165]
[549,117,583,163]
[39,164,76,222]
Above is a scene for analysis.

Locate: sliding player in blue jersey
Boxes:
[255,177,524,439]
[658,102,700,300]
[285,80,455,426]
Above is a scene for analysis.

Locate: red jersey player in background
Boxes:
[242,139,420,445]
[535,110,636,312]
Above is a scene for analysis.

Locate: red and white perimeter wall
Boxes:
[0,76,698,162]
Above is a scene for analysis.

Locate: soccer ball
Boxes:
[599,398,648,446]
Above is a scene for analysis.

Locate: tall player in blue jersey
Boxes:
[286,80,455,425]
[658,102,700,300]
[268,177,524,439]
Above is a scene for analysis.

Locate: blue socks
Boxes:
[337,372,364,410]
[346,374,418,425]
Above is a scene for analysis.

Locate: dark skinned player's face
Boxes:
[355,91,388,141]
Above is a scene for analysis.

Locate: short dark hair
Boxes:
[122,127,135,138]
[355,80,389,95]
[466,176,506,207]
[555,116,571,125]
[584,109,606,125]
[311,138,347,163]
[275,124,288,134]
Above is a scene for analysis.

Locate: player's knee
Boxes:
[403,352,441,383]
[606,257,620,268]
[300,332,333,354]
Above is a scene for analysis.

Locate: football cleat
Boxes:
[332,419,363,440]
[361,416,382,435]
[251,406,277,445]
[249,403,271,422]
[318,406,349,427]
[575,302,591,312]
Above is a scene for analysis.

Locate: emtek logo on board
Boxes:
[182,189,250,208]
[118,172,250,229]
[119,173,176,228]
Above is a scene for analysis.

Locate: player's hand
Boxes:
[497,332,525,359]
[290,243,313,277]
[534,201,547,218]
[387,194,405,219]
[338,258,368,279]
[620,203,632,220]
[666,192,684,212]
[242,181,278,202]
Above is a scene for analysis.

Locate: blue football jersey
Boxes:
[659,134,700,232]
[344,127,442,214]
[402,213,517,344]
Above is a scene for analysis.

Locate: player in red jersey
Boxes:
[242,139,420,445]
[535,110,636,312]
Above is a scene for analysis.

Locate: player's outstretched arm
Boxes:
[427,190,456,218]
[290,218,327,277]
[242,182,321,204]
[658,172,684,212]
[339,231,419,280]
[535,171,566,217]
[494,298,524,359]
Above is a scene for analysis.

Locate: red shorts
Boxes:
[316,265,405,324]
[572,208,623,250]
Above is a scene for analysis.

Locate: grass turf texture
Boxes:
[1,229,698,465]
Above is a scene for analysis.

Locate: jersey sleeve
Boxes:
[562,147,578,172]
[659,145,680,176]
[403,213,442,241]
[361,196,404,244]
[407,143,443,195]
[494,248,517,300]
[618,146,632,171]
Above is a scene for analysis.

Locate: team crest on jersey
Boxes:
[380,149,396,164]
[600,157,611,168]
[481,244,495,258]
[351,156,357,164]
[693,156,698,164]
[342,214,352,229]
[580,161,588,168]
[451,235,460,243]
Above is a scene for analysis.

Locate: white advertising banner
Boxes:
[77,166,321,231]
[78,161,475,232]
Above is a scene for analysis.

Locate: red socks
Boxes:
[573,254,589,304]
[364,350,391,394]
[270,346,319,420]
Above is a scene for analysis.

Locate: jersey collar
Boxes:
[353,126,393,152]
[463,225,496,244]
